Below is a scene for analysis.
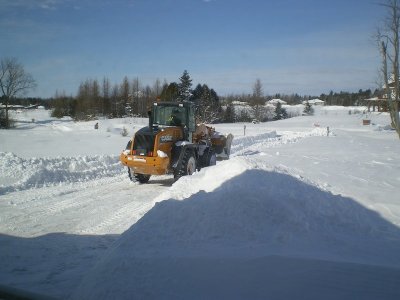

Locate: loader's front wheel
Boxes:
[128,167,150,183]
[174,150,196,181]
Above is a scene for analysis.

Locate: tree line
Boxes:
[51,76,161,120]
[50,75,377,123]
[0,56,387,128]
[50,70,223,124]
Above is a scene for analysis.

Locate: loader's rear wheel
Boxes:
[128,167,150,183]
[197,149,216,170]
[174,150,196,181]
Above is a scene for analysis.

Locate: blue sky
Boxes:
[0,0,384,98]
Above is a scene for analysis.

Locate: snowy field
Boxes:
[1,106,400,299]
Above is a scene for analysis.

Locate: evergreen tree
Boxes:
[191,84,221,123]
[273,102,288,120]
[160,82,179,101]
[303,101,314,115]
[178,70,192,101]
[223,103,236,123]
[238,109,252,122]
[191,84,203,102]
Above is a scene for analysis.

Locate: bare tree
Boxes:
[377,0,400,138]
[111,84,120,117]
[153,78,162,98]
[102,77,111,116]
[0,57,36,128]
[131,77,142,116]
[250,79,265,121]
[120,76,130,116]
[253,78,263,99]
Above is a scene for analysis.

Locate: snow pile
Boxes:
[74,159,400,299]
[0,152,124,194]
[155,158,252,201]
[231,127,328,156]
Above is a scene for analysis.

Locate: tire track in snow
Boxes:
[0,173,173,237]
[79,196,153,235]
[78,176,174,235]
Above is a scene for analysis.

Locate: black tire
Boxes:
[128,167,150,183]
[199,148,216,169]
[174,150,196,181]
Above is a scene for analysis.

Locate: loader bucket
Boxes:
[216,133,233,160]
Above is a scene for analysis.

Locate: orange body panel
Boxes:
[120,153,170,175]
[120,127,183,176]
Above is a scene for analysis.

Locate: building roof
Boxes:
[302,99,325,105]
[268,99,287,105]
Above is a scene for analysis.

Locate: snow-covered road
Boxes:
[0,174,172,237]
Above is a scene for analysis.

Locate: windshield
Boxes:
[152,105,186,126]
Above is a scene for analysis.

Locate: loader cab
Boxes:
[151,101,196,141]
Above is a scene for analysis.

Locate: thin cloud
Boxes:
[0,0,60,10]
[0,0,109,11]
[39,0,58,10]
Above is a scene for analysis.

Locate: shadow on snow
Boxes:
[0,233,118,299]
[74,169,400,300]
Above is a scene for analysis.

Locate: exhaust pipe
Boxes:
[148,110,153,131]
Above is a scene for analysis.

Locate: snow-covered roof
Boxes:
[0,104,26,109]
[231,101,248,106]
[0,104,41,109]
[268,99,287,105]
[302,99,325,105]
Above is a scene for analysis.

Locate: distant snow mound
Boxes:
[0,152,124,194]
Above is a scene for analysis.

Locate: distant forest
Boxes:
[1,71,380,123]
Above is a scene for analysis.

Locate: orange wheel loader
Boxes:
[120,101,233,183]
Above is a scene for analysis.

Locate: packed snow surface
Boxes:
[1,106,400,299]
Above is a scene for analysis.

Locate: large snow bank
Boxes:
[73,159,400,299]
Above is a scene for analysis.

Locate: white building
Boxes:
[267,99,287,105]
[302,99,325,106]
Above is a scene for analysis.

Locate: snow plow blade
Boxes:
[214,133,233,160]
